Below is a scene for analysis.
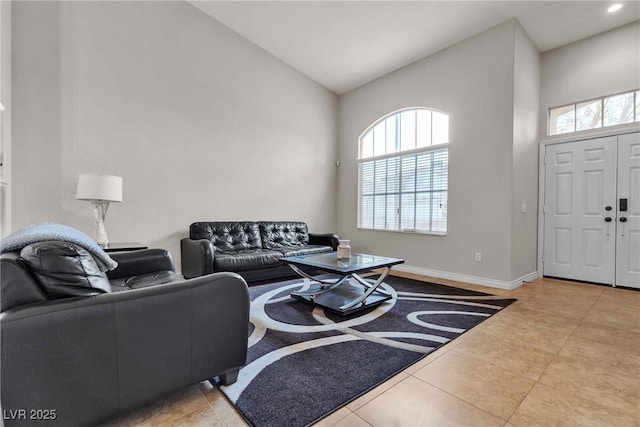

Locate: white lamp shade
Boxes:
[76,173,123,202]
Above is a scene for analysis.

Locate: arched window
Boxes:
[358,108,449,234]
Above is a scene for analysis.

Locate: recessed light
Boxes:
[608,3,623,13]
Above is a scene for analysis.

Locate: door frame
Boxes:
[537,123,640,284]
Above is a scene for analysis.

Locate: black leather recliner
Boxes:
[0,246,249,426]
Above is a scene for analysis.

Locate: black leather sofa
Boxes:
[181,221,339,282]
[0,244,249,426]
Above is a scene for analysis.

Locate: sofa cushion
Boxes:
[20,241,112,299]
[214,249,283,272]
[259,221,309,249]
[190,222,262,253]
[278,245,333,257]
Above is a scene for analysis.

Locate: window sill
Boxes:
[357,227,446,236]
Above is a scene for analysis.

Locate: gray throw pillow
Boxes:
[20,241,112,299]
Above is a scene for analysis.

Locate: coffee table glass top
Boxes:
[282,252,404,274]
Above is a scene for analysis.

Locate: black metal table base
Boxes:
[289,266,393,316]
[291,283,392,316]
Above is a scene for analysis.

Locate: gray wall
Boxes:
[0,0,11,238]
[11,1,338,269]
[338,20,534,286]
[540,21,640,137]
[511,23,540,281]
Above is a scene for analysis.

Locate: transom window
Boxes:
[358,108,449,234]
[549,89,640,135]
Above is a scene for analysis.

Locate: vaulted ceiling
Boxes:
[190,1,640,94]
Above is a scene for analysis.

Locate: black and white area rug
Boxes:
[220,274,516,427]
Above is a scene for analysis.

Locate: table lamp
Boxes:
[76,173,123,248]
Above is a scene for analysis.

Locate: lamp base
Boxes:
[92,201,111,248]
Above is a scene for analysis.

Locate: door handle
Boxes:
[620,217,628,223]
[605,217,612,222]
[605,206,612,211]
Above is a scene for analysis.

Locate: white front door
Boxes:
[615,133,640,288]
[543,136,617,285]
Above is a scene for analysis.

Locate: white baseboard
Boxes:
[393,265,538,291]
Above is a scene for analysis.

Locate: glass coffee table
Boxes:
[281,253,404,316]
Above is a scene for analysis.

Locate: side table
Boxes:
[103,242,148,253]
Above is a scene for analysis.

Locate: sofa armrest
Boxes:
[181,238,215,279]
[309,233,340,250]
[0,272,249,427]
[106,248,175,279]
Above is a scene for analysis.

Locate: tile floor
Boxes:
[102,275,640,427]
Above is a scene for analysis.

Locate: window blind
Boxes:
[359,148,448,233]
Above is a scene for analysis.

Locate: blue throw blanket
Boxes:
[1,223,118,271]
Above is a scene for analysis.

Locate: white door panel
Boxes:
[616,133,640,288]
[543,136,617,285]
